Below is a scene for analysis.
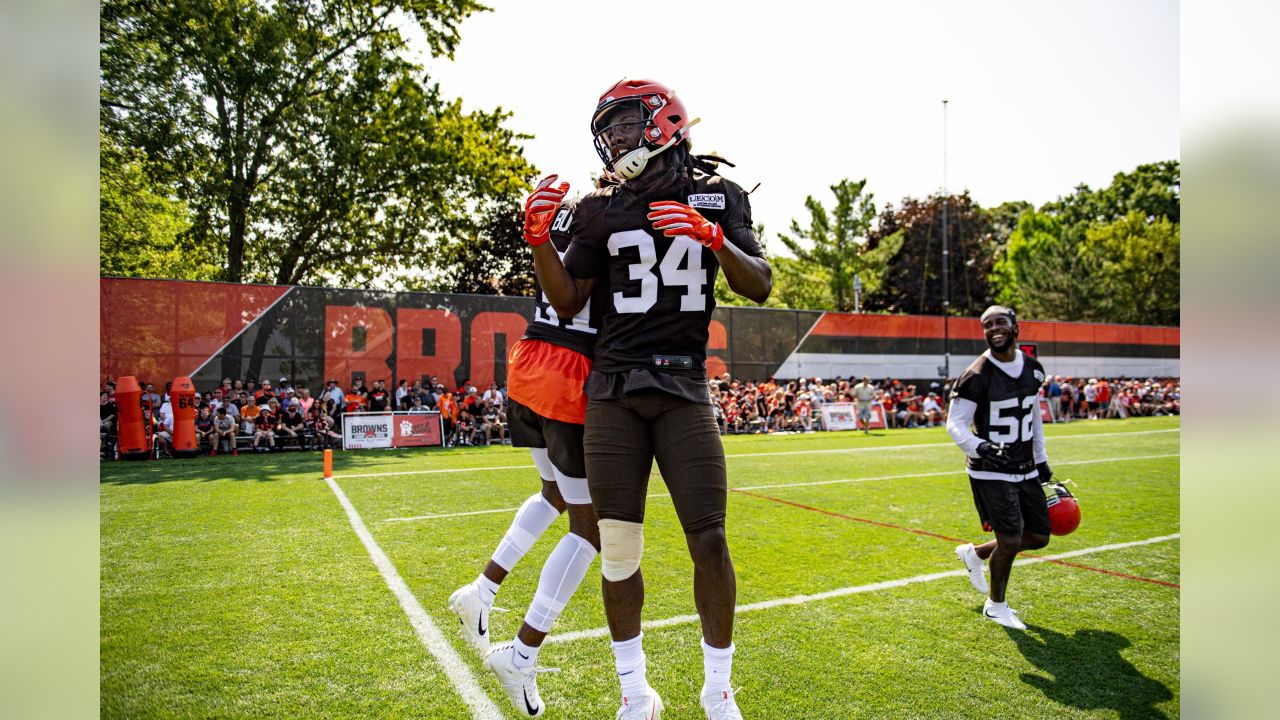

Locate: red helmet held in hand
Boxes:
[1044,482,1081,536]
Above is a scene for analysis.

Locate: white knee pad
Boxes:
[529,447,556,481]
[553,465,592,506]
[599,519,644,582]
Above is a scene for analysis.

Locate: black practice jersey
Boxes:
[951,351,1047,475]
[563,171,763,376]
[522,198,608,357]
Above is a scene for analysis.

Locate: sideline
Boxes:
[324,476,505,720]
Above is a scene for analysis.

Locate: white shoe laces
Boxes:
[705,686,744,719]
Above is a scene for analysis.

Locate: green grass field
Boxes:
[101,416,1180,719]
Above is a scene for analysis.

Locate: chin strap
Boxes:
[613,118,701,180]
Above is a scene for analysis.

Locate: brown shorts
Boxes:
[584,390,727,534]
[507,397,586,479]
[970,476,1051,537]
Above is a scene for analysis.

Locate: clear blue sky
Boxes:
[411,0,1179,253]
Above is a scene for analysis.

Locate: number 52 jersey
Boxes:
[951,350,1048,480]
[562,172,765,377]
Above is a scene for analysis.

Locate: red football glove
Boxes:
[523,174,570,246]
[646,201,724,251]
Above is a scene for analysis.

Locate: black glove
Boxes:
[1036,461,1053,484]
[976,441,1016,472]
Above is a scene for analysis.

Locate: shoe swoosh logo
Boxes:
[523,688,540,716]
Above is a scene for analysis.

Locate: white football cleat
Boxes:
[447,582,491,655]
[615,686,664,720]
[483,642,556,717]
[983,598,1027,630]
[701,686,744,720]
[955,543,989,595]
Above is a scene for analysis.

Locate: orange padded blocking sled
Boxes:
[170,376,199,458]
[116,375,149,460]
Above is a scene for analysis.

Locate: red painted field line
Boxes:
[730,488,1180,589]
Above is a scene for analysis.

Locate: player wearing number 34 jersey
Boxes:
[531,78,771,720]
[946,305,1054,631]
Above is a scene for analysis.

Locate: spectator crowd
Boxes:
[100,372,1180,459]
[99,375,513,458]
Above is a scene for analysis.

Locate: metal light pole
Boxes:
[941,99,951,380]
[853,274,862,314]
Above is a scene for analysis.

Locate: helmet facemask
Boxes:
[591,94,698,181]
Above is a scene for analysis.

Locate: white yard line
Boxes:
[730,453,1180,492]
[383,453,1180,522]
[339,463,537,480]
[543,533,1180,645]
[325,477,505,720]
[721,427,1179,460]
[337,427,1178,482]
[384,506,524,522]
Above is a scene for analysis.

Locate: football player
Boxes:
[448,193,611,717]
[946,305,1054,630]
[529,79,771,720]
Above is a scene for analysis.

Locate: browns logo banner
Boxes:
[101,278,1180,390]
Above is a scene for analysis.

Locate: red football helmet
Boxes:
[591,78,696,179]
[1044,482,1081,536]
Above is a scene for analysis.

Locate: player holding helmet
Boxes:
[525,78,771,720]
[946,305,1053,630]
[448,194,612,717]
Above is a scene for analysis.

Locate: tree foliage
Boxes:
[1083,212,1180,325]
[992,161,1179,324]
[432,196,535,296]
[100,131,218,280]
[100,0,534,287]
[865,192,997,316]
[778,179,892,311]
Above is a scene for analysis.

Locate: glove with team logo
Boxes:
[646,200,724,251]
[976,441,1017,472]
[523,174,570,247]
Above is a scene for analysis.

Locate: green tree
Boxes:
[992,209,1096,320]
[778,179,890,311]
[99,132,217,279]
[991,160,1179,323]
[1084,212,1180,325]
[100,0,533,286]
[865,193,996,316]
[432,196,535,295]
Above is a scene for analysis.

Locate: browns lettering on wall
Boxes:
[100,278,1181,389]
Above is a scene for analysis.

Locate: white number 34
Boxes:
[607,230,707,314]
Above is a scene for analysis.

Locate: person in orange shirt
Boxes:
[437,391,458,442]
[238,395,261,435]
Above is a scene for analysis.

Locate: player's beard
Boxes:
[985,332,1015,353]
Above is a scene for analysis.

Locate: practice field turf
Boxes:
[101,416,1180,719]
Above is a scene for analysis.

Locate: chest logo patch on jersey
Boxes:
[1034,369,1045,382]
[688,193,725,210]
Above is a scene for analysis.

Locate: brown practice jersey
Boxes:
[951,351,1048,477]
[521,198,609,358]
[563,171,764,377]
